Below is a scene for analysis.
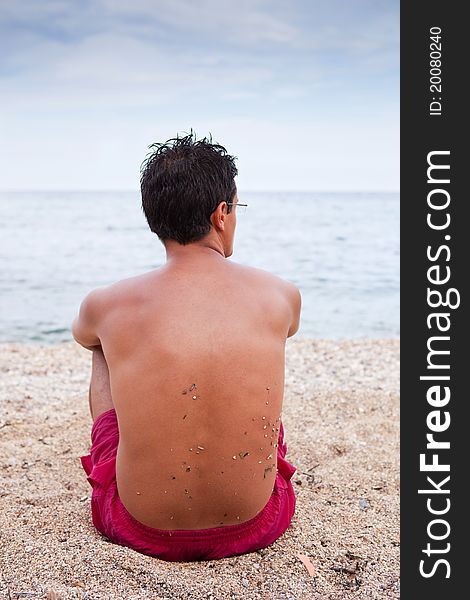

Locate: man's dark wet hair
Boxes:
[140,132,238,245]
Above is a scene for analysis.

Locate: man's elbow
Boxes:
[287,286,301,337]
[71,318,101,351]
[287,284,302,337]
[74,337,102,352]
[71,317,80,344]
[287,319,300,338]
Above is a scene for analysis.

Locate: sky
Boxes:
[0,0,399,192]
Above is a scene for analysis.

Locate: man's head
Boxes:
[140,132,238,256]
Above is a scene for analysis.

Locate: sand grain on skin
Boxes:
[0,339,399,599]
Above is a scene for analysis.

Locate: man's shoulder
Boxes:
[229,262,301,336]
[80,274,141,311]
[230,262,299,295]
[79,285,109,311]
[93,271,155,297]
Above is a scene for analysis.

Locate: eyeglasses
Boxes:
[227,202,248,214]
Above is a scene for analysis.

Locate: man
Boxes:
[74,133,301,561]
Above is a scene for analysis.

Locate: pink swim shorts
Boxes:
[80,408,297,562]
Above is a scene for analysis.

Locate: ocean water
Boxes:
[0,191,399,343]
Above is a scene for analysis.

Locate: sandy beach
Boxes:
[0,338,399,599]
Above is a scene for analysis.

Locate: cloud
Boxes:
[1,1,398,87]
[0,1,399,190]
[101,0,300,45]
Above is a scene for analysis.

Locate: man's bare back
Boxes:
[75,246,299,530]
[74,134,301,540]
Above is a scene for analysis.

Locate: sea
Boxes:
[0,191,399,343]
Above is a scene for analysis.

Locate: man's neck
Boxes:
[164,238,226,263]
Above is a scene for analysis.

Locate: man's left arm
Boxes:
[71,288,106,351]
[286,282,301,338]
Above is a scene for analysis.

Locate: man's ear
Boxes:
[211,201,227,231]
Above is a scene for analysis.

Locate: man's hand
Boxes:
[72,287,106,351]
